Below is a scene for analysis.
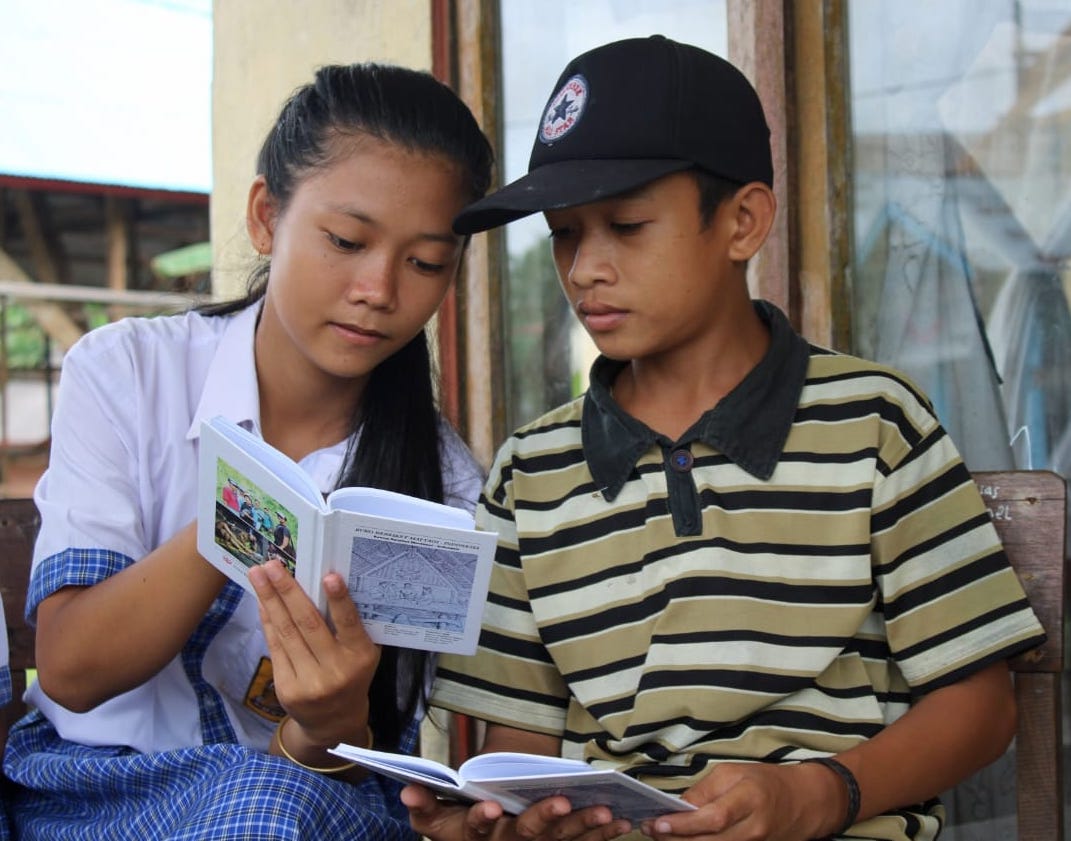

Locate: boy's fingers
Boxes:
[511,796,567,838]
[462,800,504,841]
[523,800,627,841]
[401,785,495,841]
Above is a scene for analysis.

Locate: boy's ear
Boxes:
[727,182,776,263]
[246,175,277,255]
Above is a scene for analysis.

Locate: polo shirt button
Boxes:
[670,448,694,472]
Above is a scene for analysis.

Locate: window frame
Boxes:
[441,0,855,462]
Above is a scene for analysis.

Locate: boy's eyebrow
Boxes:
[544,182,659,218]
[611,181,659,201]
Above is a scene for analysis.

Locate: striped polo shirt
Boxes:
[432,302,1045,840]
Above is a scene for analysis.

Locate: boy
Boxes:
[404,36,1045,841]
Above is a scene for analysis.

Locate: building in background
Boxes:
[0,0,212,494]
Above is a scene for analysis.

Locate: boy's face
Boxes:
[543,171,744,363]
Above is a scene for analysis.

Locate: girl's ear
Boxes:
[246,175,277,255]
[727,182,776,263]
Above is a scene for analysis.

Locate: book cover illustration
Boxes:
[212,461,299,575]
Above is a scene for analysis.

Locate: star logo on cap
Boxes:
[539,74,588,145]
[550,94,574,123]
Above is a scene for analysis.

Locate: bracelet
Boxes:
[801,756,860,837]
[272,714,372,775]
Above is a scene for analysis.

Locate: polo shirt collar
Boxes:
[581,300,810,499]
[187,301,263,440]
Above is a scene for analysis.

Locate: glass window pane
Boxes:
[849,1,1071,481]
[498,2,727,431]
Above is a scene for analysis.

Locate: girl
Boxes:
[3,63,493,840]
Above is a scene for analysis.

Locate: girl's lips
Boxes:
[330,321,387,346]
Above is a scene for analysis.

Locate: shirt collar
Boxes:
[581,300,811,499]
[186,301,264,441]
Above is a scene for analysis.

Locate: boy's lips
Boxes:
[577,301,628,332]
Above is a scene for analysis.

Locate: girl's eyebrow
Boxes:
[419,230,464,245]
[327,203,460,245]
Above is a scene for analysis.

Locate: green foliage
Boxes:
[2,302,47,369]
[2,302,175,372]
[85,303,110,331]
[506,240,575,429]
[150,241,212,279]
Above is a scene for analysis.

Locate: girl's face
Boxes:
[249,134,468,393]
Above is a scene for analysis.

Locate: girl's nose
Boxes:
[346,255,398,309]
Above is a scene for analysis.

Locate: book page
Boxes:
[467,772,695,824]
[462,752,592,777]
[328,486,474,530]
[196,417,322,597]
[319,509,496,654]
[330,744,462,785]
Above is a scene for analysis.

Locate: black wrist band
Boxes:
[801,756,860,837]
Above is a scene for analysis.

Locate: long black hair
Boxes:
[201,63,493,749]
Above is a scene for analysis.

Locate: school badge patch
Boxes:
[243,656,285,721]
[539,74,588,144]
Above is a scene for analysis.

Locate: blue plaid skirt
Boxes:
[3,711,419,841]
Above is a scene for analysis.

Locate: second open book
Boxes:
[329,744,696,823]
[195,415,497,655]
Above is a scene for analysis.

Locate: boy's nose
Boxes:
[564,236,612,288]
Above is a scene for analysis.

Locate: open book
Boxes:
[195,415,496,655]
[328,744,696,823]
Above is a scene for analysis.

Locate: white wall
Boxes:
[210,0,432,296]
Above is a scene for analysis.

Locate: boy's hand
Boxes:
[401,783,632,841]
[400,784,502,841]
[642,761,838,841]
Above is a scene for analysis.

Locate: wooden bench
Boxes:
[0,470,1066,838]
[0,497,38,738]
[971,470,1067,841]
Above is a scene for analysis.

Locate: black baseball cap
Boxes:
[453,35,773,235]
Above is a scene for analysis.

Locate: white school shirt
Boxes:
[26,302,483,753]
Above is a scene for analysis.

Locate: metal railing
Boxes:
[0,280,209,490]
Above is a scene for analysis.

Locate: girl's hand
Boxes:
[249,558,380,750]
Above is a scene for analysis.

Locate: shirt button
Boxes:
[669,448,694,472]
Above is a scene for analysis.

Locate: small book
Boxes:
[195,415,497,655]
[328,744,696,823]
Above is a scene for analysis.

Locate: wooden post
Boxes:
[727,0,795,323]
[453,0,507,469]
[791,0,853,350]
[105,196,134,321]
